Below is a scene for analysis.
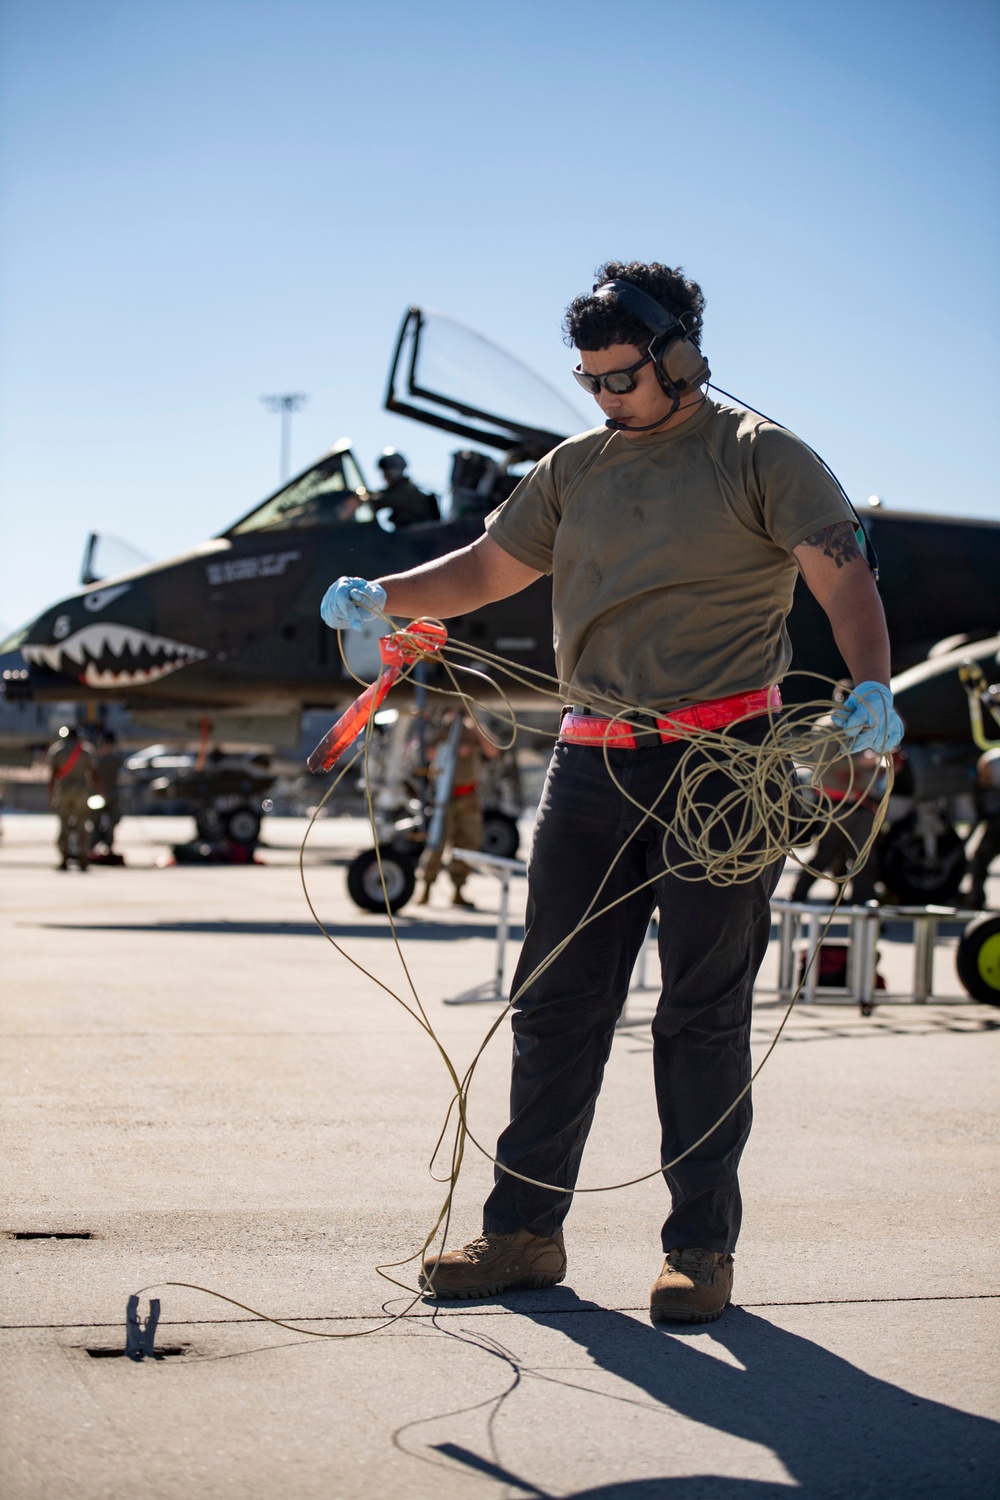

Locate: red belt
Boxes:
[560,686,782,749]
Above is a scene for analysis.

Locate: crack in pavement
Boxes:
[4,1290,998,1331]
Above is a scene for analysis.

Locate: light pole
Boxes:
[260,393,309,483]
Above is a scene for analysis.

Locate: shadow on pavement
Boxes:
[434,1439,792,1497]
[430,1291,998,1497]
[34,918,520,941]
[616,1009,999,1044]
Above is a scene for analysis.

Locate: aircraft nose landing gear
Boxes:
[346,844,418,914]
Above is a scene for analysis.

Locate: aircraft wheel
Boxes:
[880,818,966,904]
[347,846,416,914]
[481,812,520,860]
[225,806,261,844]
[956,913,1000,1005]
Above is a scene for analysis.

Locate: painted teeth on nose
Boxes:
[22,643,62,670]
[23,622,207,681]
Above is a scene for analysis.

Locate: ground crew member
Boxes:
[321,260,903,1324]
[418,713,498,909]
[375,450,439,528]
[91,728,123,855]
[47,725,98,871]
[790,746,886,904]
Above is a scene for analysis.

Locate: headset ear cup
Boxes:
[659,337,710,392]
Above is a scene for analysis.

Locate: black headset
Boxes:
[592,278,879,579]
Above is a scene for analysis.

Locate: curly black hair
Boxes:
[564,260,706,351]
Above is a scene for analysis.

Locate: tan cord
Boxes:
[133,609,891,1335]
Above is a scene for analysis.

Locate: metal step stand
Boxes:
[444,848,527,1004]
[766,899,988,1012]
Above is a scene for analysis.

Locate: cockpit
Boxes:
[225,439,370,536]
[221,308,590,539]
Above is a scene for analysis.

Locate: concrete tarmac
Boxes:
[2,813,998,1499]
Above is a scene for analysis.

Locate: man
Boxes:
[91,728,123,855]
[375,450,440,528]
[418,712,499,910]
[320,261,902,1323]
[789,744,886,904]
[47,725,99,871]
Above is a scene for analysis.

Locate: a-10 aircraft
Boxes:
[3,308,998,898]
[2,311,584,746]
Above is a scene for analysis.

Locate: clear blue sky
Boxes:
[1,0,997,634]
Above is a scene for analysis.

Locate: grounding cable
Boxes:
[130,608,892,1340]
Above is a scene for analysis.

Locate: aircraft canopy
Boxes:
[226,442,368,536]
[384,307,590,460]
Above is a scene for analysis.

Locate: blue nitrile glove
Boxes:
[319,577,387,631]
[830,680,904,754]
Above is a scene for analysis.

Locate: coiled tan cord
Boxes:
[134,612,891,1338]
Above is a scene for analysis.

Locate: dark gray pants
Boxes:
[483,723,782,1254]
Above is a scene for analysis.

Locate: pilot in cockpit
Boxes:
[371,450,439,528]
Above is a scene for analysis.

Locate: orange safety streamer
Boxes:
[307,619,447,773]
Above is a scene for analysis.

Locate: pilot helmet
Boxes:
[377,448,407,476]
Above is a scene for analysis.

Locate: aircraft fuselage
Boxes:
[9,491,999,745]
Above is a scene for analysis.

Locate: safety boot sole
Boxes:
[419,1269,565,1300]
[650,1293,732,1325]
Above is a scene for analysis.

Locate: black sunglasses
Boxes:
[572,351,653,396]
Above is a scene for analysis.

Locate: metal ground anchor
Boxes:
[125,1294,160,1360]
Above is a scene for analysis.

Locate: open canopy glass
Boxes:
[384,308,590,460]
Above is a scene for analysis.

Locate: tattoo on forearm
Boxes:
[801,522,862,568]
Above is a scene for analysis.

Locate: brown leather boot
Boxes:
[419,1229,566,1299]
[650,1248,734,1324]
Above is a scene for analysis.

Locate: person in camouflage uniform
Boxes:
[91,728,123,854]
[47,726,98,871]
[375,450,440,528]
[418,714,496,909]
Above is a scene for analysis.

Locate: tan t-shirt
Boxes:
[485,399,855,712]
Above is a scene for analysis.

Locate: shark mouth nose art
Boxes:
[22,623,208,687]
